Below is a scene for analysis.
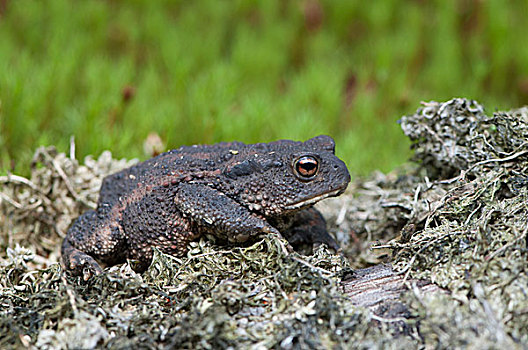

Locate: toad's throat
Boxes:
[284,188,345,210]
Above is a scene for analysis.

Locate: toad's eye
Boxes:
[294,156,319,179]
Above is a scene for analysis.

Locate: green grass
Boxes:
[1,0,528,175]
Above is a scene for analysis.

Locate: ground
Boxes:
[1,99,527,349]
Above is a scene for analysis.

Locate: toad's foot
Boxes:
[61,240,103,281]
[264,226,294,256]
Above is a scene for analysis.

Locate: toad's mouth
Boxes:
[284,188,346,210]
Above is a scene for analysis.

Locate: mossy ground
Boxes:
[1,99,527,348]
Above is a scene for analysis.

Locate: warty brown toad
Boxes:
[61,135,350,279]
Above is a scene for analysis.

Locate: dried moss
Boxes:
[319,98,528,348]
[393,99,528,347]
[1,98,528,348]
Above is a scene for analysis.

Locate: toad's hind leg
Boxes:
[61,209,127,279]
[119,189,200,272]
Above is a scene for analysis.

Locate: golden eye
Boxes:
[294,156,319,179]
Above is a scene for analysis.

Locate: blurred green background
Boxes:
[1,0,528,175]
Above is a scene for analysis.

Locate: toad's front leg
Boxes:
[273,207,340,254]
[174,182,291,253]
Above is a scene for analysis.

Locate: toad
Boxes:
[62,135,350,279]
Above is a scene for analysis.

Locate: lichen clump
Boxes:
[394,99,528,347]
